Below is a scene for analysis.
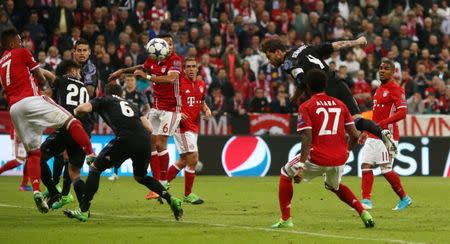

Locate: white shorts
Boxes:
[360,138,398,166]
[9,96,71,152]
[174,131,198,154]
[284,154,344,190]
[147,108,181,136]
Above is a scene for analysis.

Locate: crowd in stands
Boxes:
[0,0,449,116]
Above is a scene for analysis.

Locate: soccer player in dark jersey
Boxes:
[39,60,93,209]
[63,83,183,222]
[261,37,397,157]
[272,69,374,228]
[109,74,150,181]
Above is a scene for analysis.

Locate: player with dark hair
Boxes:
[272,69,374,228]
[261,37,397,158]
[63,83,183,222]
[360,58,412,211]
[0,29,94,213]
[166,57,212,204]
[109,33,183,200]
[38,60,93,209]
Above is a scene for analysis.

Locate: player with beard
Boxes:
[261,37,397,158]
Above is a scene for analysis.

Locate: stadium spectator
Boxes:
[270,85,291,114]
[352,70,372,107]
[227,90,247,117]
[248,87,270,113]
[407,92,425,114]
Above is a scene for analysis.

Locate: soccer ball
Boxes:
[145,38,170,61]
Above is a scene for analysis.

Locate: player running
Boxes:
[39,60,92,209]
[0,129,30,191]
[272,69,374,228]
[0,29,94,213]
[261,37,397,157]
[64,83,183,222]
[360,58,412,211]
[109,33,182,200]
[166,57,211,204]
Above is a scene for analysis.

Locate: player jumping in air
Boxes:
[64,83,183,222]
[0,129,30,191]
[360,58,412,211]
[109,33,182,200]
[166,57,212,204]
[261,37,397,158]
[272,69,375,228]
[39,60,92,210]
[0,29,94,213]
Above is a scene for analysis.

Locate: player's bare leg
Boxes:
[361,163,374,210]
[380,163,412,211]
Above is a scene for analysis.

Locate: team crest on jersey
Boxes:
[186,89,191,93]
[161,67,166,73]
[199,86,204,93]
[383,91,389,97]
[283,60,293,70]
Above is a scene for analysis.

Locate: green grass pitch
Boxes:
[0,176,449,243]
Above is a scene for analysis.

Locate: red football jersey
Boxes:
[0,48,40,107]
[143,53,182,112]
[297,93,354,167]
[179,75,207,133]
[370,80,406,140]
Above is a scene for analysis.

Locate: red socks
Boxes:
[184,166,195,196]
[67,119,93,155]
[21,162,29,186]
[279,174,293,221]
[331,183,364,215]
[383,171,407,199]
[27,150,41,192]
[158,150,169,181]
[150,151,160,180]
[167,164,181,182]
[0,159,21,174]
[361,169,374,200]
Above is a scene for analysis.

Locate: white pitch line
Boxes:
[0,203,424,244]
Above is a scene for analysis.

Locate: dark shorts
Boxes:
[93,135,151,177]
[41,129,85,168]
[325,79,361,116]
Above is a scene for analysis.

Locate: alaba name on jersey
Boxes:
[370,80,407,141]
[297,93,354,167]
[0,48,40,106]
[143,52,182,112]
[179,75,206,133]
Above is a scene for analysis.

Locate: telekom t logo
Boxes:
[187,97,195,106]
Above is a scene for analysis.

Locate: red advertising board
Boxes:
[249,113,291,135]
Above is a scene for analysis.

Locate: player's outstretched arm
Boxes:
[41,69,56,86]
[377,107,407,127]
[140,116,153,134]
[108,65,144,81]
[74,102,93,117]
[136,70,179,84]
[332,36,367,51]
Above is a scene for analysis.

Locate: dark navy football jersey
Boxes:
[282,43,334,88]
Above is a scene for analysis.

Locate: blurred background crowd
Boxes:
[0,0,449,116]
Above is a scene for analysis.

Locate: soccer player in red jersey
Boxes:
[0,29,94,213]
[0,129,30,191]
[360,58,412,211]
[109,33,183,199]
[272,69,374,228]
[166,57,211,204]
